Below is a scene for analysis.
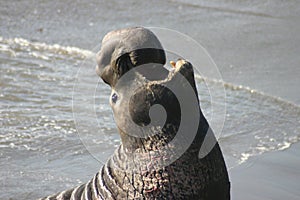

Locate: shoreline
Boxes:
[229,141,300,200]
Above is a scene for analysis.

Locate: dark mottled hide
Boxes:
[40,27,230,200]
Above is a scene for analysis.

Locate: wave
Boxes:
[195,75,300,109]
[1,36,299,167]
[0,36,95,59]
[195,75,300,166]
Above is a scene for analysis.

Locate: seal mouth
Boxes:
[125,58,195,87]
[163,58,197,93]
[128,59,188,84]
[168,59,189,76]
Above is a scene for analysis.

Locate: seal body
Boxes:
[40,27,230,200]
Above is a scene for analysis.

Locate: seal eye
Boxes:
[111,93,118,103]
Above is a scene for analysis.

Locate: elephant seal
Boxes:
[40,27,230,200]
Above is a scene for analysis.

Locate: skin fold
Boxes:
[40,27,230,200]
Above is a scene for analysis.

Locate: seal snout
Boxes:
[96,27,166,88]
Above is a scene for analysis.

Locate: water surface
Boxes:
[1,0,299,199]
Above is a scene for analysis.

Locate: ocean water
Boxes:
[1,0,299,199]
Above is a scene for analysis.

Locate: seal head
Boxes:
[96,27,201,153]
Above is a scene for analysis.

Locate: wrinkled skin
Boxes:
[40,27,230,200]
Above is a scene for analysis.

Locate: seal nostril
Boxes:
[111,93,118,103]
